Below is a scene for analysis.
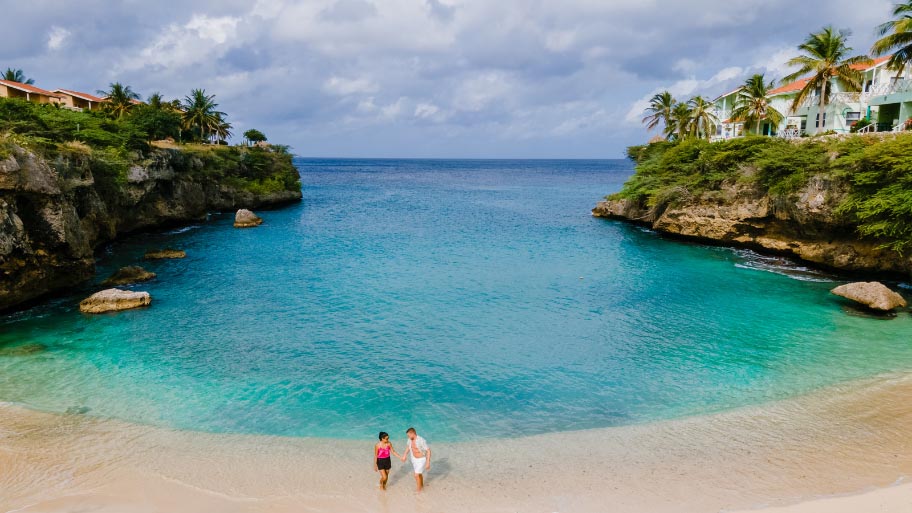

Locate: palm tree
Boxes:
[669,102,693,140]
[783,27,871,130]
[2,68,34,84]
[211,114,233,143]
[182,89,220,142]
[686,96,718,140]
[872,1,912,73]
[98,82,140,118]
[731,74,785,135]
[641,91,676,138]
[147,92,166,110]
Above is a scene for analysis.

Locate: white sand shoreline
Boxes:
[2,372,912,512]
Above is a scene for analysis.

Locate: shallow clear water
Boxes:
[1,158,911,441]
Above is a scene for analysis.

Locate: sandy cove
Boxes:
[2,372,912,513]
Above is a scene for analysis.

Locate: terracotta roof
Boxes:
[53,89,107,103]
[0,79,62,97]
[768,77,811,96]
[857,55,891,70]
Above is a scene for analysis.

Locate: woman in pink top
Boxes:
[373,432,401,490]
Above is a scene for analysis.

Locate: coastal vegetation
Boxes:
[0,90,297,196]
[616,133,912,254]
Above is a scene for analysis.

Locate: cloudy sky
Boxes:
[0,0,896,158]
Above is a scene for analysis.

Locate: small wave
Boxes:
[166,225,201,235]
[732,249,835,282]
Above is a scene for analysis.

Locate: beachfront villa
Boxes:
[711,55,912,141]
[53,89,106,111]
[0,79,62,104]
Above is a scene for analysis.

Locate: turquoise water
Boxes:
[1,158,911,441]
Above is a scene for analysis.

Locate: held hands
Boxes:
[400,455,407,462]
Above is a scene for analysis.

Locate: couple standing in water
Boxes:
[374,427,431,492]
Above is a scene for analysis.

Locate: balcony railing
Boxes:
[779,128,802,139]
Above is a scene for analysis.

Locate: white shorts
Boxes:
[410,456,427,475]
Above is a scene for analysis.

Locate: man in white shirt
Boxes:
[400,427,431,491]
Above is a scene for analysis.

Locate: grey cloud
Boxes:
[0,0,898,157]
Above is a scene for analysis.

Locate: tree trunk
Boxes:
[756,119,761,136]
[818,81,827,133]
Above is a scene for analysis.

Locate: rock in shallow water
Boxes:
[79,288,152,314]
[144,248,186,259]
[101,266,156,286]
[234,209,263,228]
[831,282,907,311]
[0,343,47,356]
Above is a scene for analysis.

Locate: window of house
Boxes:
[846,112,861,122]
[864,80,873,92]
[800,119,808,131]
[816,112,827,128]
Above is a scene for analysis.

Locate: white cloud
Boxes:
[453,71,514,112]
[47,26,70,50]
[123,15,241,70]
[323,76,378,95]
[544,30,577,52]
[624,66,745,124]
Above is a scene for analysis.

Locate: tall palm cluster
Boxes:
[91,83,233,144]
[182,89,232,144]
[641,0,912,138]
[641,93,718,141]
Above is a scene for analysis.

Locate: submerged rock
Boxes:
[79,288,152,313]
[0,343,47,356]
[831,282,907,311]
[144,248,186,260]
[234,209,263,228]
[65,405,90,415]
[101,266,156,286]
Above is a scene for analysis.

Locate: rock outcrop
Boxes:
[831,282,907,311]
[593,177,912,276]
[101,266,156,286]
[144,249,186,260]
[0,142,301,311]
[79,288,152,313]
[234,209,263,228]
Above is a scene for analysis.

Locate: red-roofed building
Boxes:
[0,80,62,104]
[53,89,107,111]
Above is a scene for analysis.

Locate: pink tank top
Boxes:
[377,445,390,458]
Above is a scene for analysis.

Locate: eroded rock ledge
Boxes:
[593,177,912,276]
[0,143,302,311]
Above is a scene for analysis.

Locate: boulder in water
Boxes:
[79,288,151,313]
[101,266,156,286]
[234,209,263,228]
[144,248,186,259]
[830,282,907,311]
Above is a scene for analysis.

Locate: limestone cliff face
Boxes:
[0,144,301,311]
[593,176,912,276]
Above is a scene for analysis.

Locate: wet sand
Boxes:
[2,372,911,513]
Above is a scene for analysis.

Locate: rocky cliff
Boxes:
[593,175,912,277]
[0,143,301,311]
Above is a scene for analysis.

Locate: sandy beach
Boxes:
[2,372,911,513]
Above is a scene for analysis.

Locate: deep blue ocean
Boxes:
[1,158,911,441]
